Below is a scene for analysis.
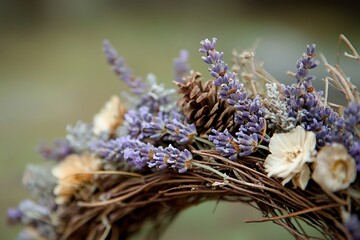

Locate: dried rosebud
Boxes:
[92,95,127,136]
[312,143,356,192]
[51,154,101,204]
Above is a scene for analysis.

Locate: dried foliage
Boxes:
[56,150,352,240]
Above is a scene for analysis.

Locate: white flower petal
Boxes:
[292,164,310,190]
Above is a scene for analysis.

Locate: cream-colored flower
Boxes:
[52,154,101,204]
[264,125,316,190]
[312,143,356,192]
[92,95,126,136]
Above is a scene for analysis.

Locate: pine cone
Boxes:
[175,71,238,138]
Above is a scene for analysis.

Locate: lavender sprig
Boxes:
[7,208,22,224]
[147,144,193,173]
[92,136,140,162]
[93,133,194,172]
[236,130,261,156]
[119,141,193,173]
[294,44,319,87]
[345,214,360,240]
[7,200,57,239]
[124,107,154,139]
[342,102,360,167]
[124,106,196,145]
[103,40,147,94]
[199,38,267,131]
[173,50,190,83]
[199,38,247,104]
[38,139,74,161]
[124,142,155,169]
[166,119,197,144]
[209,127,265,160]
[280,44,341,147]
[208,129,240,160]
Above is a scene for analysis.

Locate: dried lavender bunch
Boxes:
[200,38,269,158]
[279,44,360,171]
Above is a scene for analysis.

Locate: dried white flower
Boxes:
[264,125,316,190]
[312,143,356,192]
[93,95,126,136]
[52,154,101,204]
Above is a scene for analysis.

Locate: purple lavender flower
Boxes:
[283,84,338,147]
[103,39,147,94]
[233,95,268,143]
[142,111,167,140]
[19,199,49,216]
[199,38,217,53]
[173,50,190,83]
[148,146,169,169]
[8,199,56,239]
[345,214,360,240]
[343,102,360,167]
[164,144,180,165]
[7,207,22,224]
[200,38,249,109]
[124,142,155,169]
[199,38,231,88]
[15,199,50,225]
[294,44,319,87]
[92,136,139,162]
[137,79,176,114]
[236,130,260,156]
[173,148,193,173]
[209,126,263,159]
[125,106,169,140]
[209,129,240,160]
[124,105,194,144]
[344,102,360,133]
[37,139,73,161]
[124,107,152,139]
[219,78,247,106]
[350,141,360,166]
[166,119,197,144]
[123,148,141,168]
[103,39,117,65]
[93,135,151,169]
[148,144,193,173]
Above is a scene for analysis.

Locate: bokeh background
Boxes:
[1,0,359,239]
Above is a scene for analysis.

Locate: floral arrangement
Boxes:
[7,35,360,239]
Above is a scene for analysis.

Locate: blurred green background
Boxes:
[1,0,359,239]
